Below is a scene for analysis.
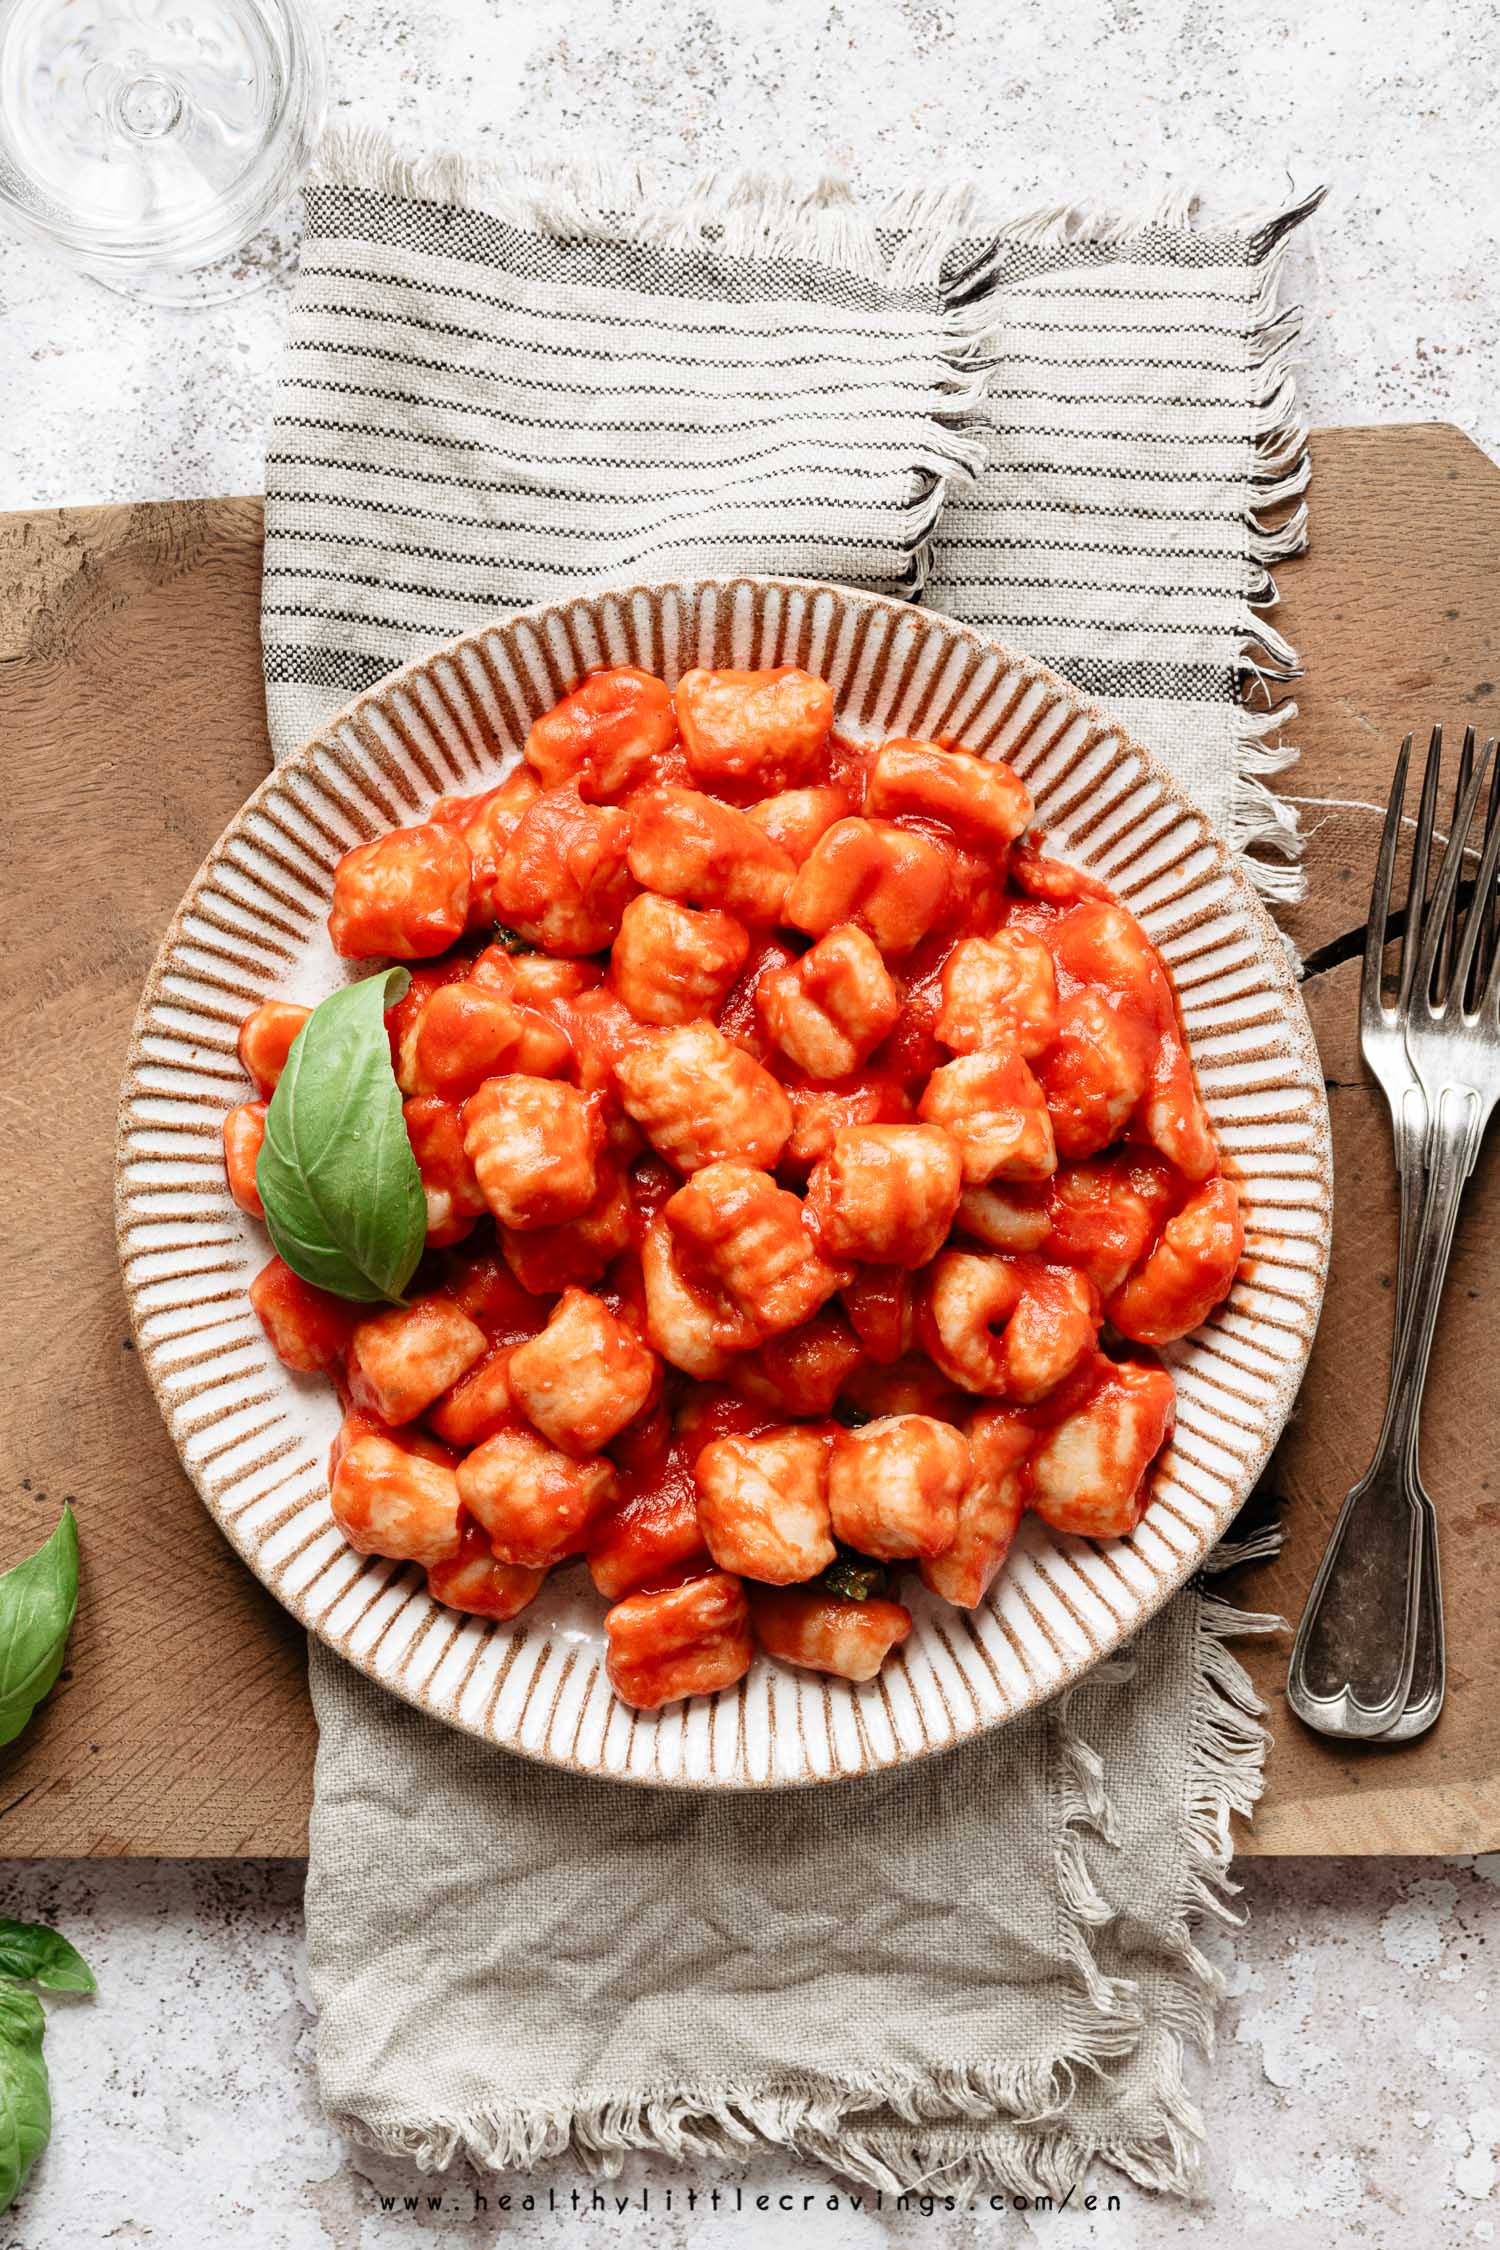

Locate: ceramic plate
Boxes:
[116,577,1330,1787]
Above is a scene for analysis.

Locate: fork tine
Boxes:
[1414,734,1496,1006]
[1362,733,1411,1019]
[1397,724,1442,1010]
[1449,737,1500,1005]
[1435,724,1477,1000]
[1474,736,1500,997]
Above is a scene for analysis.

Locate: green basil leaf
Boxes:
[256,969,427,1305]
[0,1986,49,2213]
[821,1551,889,1604]
[0,1924,95,1995]
[0,1510,79,1750]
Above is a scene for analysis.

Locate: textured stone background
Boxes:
[3,0,1500,499]
[2,1,1499,2244]
[0,1857,1498,2248]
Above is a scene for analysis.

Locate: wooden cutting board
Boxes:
[1,424,1496,1857]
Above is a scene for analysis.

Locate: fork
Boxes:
[1378,726,1500,1737]
[1287,727,1500,1740]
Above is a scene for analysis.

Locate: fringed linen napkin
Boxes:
[262,136,1318,2197]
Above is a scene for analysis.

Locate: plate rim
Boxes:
[115,571,1331,1787]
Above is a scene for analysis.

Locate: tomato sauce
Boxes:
[237,663,1242,1707]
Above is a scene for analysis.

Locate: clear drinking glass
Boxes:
[0,0,324,302]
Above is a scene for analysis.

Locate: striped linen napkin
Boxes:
[263,135,1318,2197]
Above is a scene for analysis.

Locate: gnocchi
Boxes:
[231,661,1241,1714]
[1108,1175,1244,1345]
[936,932,1058,1059]
[250,1256,354,1374]
[588,1440,712,1601]
[1028,1357,1177,1539]
[489,786,635,956]
[693,1427,836,1584]
[664,1161,850,1337]
[608,893,749,1026]
[917,1251,1100,1402]
[347,1296,489,1426]
[805,1123,962,1268]
[747,784,856,866]
[675,666,833,792]
[627,785,795,922]
[237,1001,311,1096]
[638,1212,757,1377]
[614,1021,793,1173]
[328,824,472,960]
[864,738,1033,854]
[505,1286,660,1456]
[604,1572,755,1710]
[783,816,951,957]
[918,1049,1057,1185]
[457,1422,618,1566]
[427,1516,548,1621]
[402,1094,489,1246]
[828,1414,971,1561]
[523,664,676,799]
[748,1586,912,1683]
[398,980,570,1099]
[755,923,901,1078]
[329,1412,463,1567]
[919,1408,1031,1609]
[222,1100,267,1218]
[461,1074,603,1231]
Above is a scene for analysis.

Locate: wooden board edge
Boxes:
[1239,1774,1500,1857]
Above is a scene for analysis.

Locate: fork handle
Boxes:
[1287,1085,1480,1738]
[1378,1083,1484,1463]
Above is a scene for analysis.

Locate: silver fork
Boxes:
[1288,728,1500,1739]
[1347,726,1440,1741]
[1384,726,1500,1738]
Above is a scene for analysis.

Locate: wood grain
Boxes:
[0,430,1495,1854]
[0,500,315,1854]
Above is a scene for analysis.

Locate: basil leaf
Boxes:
[822,1551,889,1603]
[256,969,427,1305]
[489,924,538,954]
[0,1925,94,1996]
[0,1510,78,1749]
[0,1987,49,2213]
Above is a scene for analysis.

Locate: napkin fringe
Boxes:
[1039,1576,1279,2200]
[1205,1518,1286,1573]
[1052,1655,1141,2024]
[314,131,986,288]
[332,2043,1142,2190]
[1105,1591,1278,2196]
[1230,192,1323,904]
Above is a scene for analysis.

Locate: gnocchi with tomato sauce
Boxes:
[228,663,1243,1713]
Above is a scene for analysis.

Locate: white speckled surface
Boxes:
[0,1857,1497,2247]
[3,1,1499,2242]
[2,0,1499,504]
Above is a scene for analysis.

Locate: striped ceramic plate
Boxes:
[115,577,1330,1788]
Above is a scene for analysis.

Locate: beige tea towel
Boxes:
[262,137,1319,2195]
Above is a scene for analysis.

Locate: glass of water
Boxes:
[0,0,325,302]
